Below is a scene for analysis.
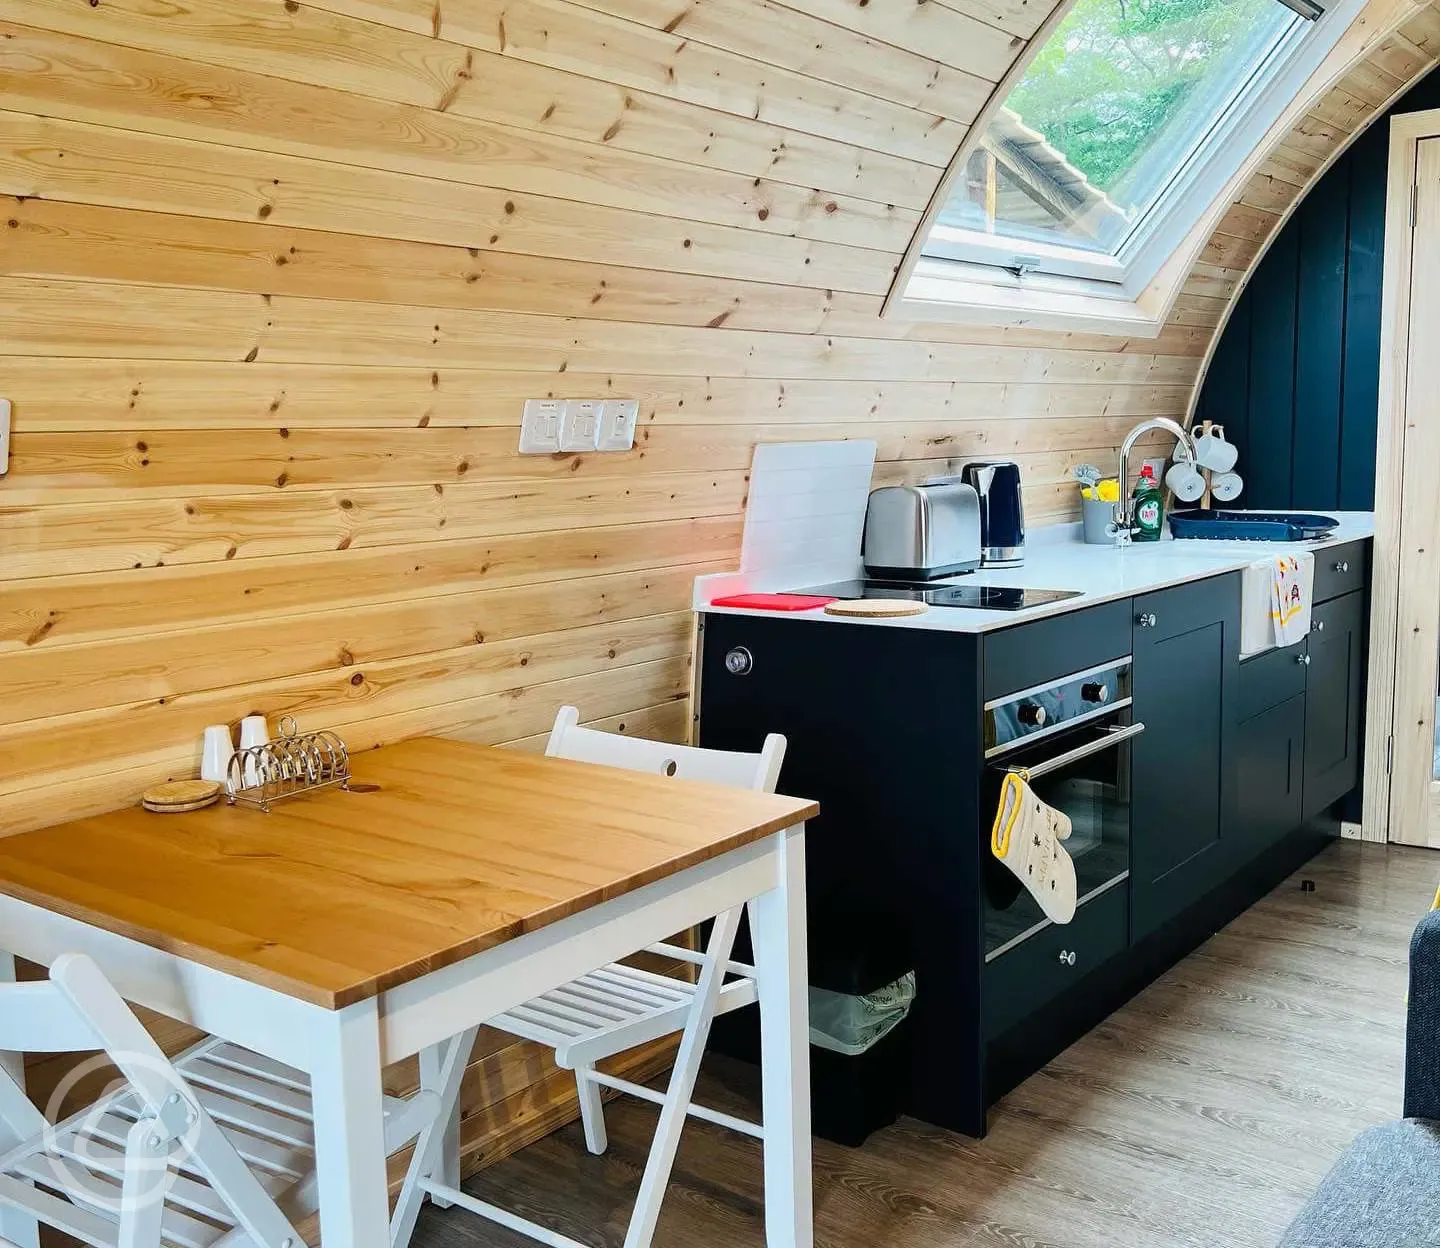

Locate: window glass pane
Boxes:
[935,0,1300,256]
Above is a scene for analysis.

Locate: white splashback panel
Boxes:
[739,440,876,581]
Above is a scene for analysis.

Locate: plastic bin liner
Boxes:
[808,972,916,1056]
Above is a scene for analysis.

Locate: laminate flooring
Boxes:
[412,841,1434,1248]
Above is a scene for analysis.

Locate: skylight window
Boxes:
[903,0,1351,325]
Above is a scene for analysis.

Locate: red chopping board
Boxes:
[710,593,838,611]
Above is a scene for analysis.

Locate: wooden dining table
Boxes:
[0,737,819,1248]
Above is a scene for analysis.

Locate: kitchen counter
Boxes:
[695,511,1375,633]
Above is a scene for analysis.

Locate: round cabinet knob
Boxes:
[1137,612,1158,628]
[1017,703,1048,728]
[1334,561,1350,573]
[723,647,753,676]
[1057,950,1077,967]
[1312,620,1326,633]
[1297,653,1312,666]
[1080,682,1110,705]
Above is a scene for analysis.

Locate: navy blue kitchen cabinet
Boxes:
[693,544,1368,1139]
[1303,589,1367,820]
[1130,573,1241,942]
[1234,695,1307,858]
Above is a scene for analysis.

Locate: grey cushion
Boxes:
[1280,1119,1440,1247]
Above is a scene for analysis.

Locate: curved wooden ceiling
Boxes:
[0,0,1435,838]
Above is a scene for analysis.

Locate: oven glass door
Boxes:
[983,713,1138,959]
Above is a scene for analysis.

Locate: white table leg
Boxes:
[418,1039,465,1207]
[750,825,813,1248]
[308,997,392,1248]
[0,952,39,1248]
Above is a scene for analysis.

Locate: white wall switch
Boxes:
[598,398,639,452]
[559,399,602,452]
[518,398,563,453]
[0,399,10,477]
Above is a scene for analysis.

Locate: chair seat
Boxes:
[0,1037,426,1248]
[487,960,758,1071]
[1280,1119,1440,1247]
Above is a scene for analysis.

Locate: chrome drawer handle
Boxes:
[1312,620,1325,633]
[1057,950,1077,967]
[1334,560,1349,573]
[1137,612,1157,628]
[1297,653,1312,666]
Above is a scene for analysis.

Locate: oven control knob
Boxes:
[1017,702,1047,728]
[1080,682,1110,705]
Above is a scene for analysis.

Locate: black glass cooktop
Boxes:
[795,579,1083,612]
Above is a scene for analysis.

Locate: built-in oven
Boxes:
[981,658,1144,961]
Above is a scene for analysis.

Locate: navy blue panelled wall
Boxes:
[1196,68,1440,510]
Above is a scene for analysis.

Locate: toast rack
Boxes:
[224,716,352,812]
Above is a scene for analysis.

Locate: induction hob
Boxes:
[794,579,1083,612]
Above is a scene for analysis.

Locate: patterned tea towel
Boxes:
[1271,552,1314,647]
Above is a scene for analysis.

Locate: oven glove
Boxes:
[991,769,1077,925]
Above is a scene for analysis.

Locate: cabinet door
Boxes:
[1304,591,1366,818]
[1131,574,1240,942]
[1234,696,1306,860]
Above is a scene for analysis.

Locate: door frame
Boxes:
[1363,109,1440,846]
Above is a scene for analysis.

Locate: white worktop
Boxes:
[694,512,1375,634]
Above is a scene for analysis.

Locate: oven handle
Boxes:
[1004,721,1146,780]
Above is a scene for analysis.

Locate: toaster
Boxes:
[862,483,983,579]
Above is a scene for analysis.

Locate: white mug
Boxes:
[200,724,234,784]
[1166,461,1207,503]
[1210,471,1244,502]
[1193,430,1239,473]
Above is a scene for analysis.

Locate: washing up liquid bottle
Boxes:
[1133,464,1164,542]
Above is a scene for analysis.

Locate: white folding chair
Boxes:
[0,953,439,1248]
[395,706,786,1248]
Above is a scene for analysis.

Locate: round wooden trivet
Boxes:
[141,779,222,814]
[823,598,928,618]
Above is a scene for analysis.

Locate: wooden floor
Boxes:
[412,841,1434,1248]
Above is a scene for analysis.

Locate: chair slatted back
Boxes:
[545,706,785,794]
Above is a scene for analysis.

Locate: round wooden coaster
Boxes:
[141,779,222,814]
[823,598,928,618]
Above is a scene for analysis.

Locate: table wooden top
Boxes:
[0,738,817,1009]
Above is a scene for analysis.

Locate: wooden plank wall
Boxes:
[0,0,1225,843]
[0,0,1435,1192]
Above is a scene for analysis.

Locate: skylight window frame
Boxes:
[896,0,1371,329]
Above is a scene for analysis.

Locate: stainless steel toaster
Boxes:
[862,483,983,579]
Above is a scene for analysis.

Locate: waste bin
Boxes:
[807,970,915,1146]
[714,902,915,1147]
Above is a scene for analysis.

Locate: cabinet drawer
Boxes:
[1238,641,1309,720]
[983,599,1133,700]
[1313,541,1367,603]
[983,882,1128,1039]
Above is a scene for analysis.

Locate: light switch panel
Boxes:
[560,399,602,452]
[0,398,10,477]
[598,398,639,451]
[518,398,563,453]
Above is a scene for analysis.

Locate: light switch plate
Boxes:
[598,398,639,451]
[518,398,563,453]
[560,399,603,452]
[0,398,10,477]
